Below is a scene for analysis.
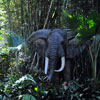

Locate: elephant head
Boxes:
[45,29,65,81]
[27,29,66,81]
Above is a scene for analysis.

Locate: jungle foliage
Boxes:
[63,0,100,82]
[0,0,100,99]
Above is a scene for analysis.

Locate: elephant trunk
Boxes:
[48,58,57,81]
[45,43,58,80]
[45,46,65,81]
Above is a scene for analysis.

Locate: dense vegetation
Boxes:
[0,0,100,99]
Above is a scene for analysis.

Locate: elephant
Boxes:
[27,29,91,82]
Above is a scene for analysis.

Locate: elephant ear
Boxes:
[26,29,51,44]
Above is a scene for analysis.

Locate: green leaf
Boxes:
[96,96,100,99]
[87,20,95,29]
[83,87,89,91]
[34,87,38,92]
[3,96,7,100]
[77,15,83,21]
[63,10,73,19]
[0,35,3,39]
[0,95,2,99]
[22,94,36,100]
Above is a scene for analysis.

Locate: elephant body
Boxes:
[27,29,90,82]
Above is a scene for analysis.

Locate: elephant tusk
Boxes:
[45,57,49,74]
[55,56,65,72]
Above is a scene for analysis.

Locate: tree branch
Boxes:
[43,0,54,29]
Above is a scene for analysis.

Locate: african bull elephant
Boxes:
[27,29,90,82]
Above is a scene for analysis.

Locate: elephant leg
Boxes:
[64,60,71,82]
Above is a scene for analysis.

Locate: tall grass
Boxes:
[89,35,100,81]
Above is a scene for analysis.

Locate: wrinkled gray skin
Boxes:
[27,29,89,82]
[45,29,65,80]
[27,29,65,81]
[27,29,51,58]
